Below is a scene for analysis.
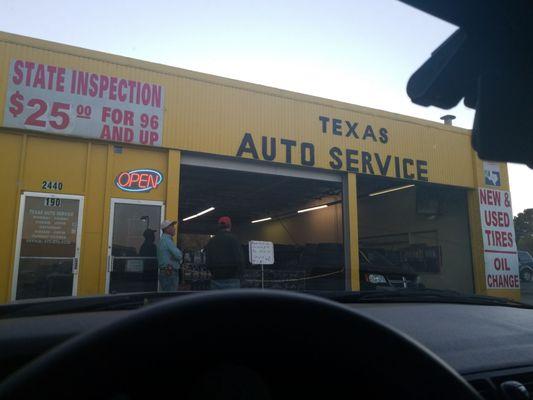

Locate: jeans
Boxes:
[158,269,179,292]
[210,279,241,290]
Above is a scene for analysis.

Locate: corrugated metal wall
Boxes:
[0,32,495,189]
[0,32,516,302]
[0,131,170,302]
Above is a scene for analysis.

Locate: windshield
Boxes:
[0,1,532,311]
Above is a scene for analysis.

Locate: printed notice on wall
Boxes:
[21,197,79,258]
[3,59,164,146]
[249,241,275,265]
[479,188,520,289]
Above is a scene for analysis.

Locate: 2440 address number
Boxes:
[42,181,63,191]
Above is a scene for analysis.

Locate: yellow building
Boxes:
[0,32,521,303]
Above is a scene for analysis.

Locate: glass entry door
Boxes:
[106,199,164,294]
[12,192,84,301]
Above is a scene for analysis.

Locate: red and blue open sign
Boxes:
[115,169,163,192]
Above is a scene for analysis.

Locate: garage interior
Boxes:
[357,175,474,293]
[178,161,475,293]
[178,164,345,290]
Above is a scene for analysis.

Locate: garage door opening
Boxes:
[357,175,474,293]
[178,164,345,291]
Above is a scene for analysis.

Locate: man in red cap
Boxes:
[205,216,245,289]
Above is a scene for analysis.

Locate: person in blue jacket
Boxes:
[157,220,183,292]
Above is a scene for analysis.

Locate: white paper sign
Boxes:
[249,241,274,265]
[478,188,520,289]
[483,162,501,187]
[3,59,164,146]
[125,259,144,273]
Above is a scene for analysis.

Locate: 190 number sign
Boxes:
[44,198,62,207]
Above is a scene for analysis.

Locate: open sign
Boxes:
[115,169,163,192]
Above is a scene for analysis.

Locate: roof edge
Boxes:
[0,31,471,135]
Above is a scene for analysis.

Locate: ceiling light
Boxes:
[251,217,272,224]
[182,206,215,222]
[368,184,415,197]
[297,204,328,214]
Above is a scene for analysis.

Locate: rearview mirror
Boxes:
[402,1,533,166]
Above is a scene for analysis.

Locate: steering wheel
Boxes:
[0,290,480,399]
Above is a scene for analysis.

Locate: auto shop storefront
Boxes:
[0,32,521,303]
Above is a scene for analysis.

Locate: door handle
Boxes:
[107,256,115,272]
[72,258,79,274]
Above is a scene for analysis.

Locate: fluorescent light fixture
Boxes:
[368,184,415,197]
[251,217,272,224]
[297,204,328,214]
[182,206,215,221]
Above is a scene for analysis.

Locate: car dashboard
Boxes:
[1,301,533,399]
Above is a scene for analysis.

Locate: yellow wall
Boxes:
[0,32,516,301]
[0,32,479,188]
[346,173,360,291]
[0,132,176,302]
[81,143,107,295]
[1,132,23,301]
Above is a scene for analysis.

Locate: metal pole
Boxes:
[261,264,264,289]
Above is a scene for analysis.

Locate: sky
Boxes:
[1,0,532,214]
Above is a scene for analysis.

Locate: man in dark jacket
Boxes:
[206,216,245,289]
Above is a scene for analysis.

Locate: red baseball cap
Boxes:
[218,216,232,228]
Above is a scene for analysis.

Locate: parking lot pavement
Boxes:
[520,281,533,305]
